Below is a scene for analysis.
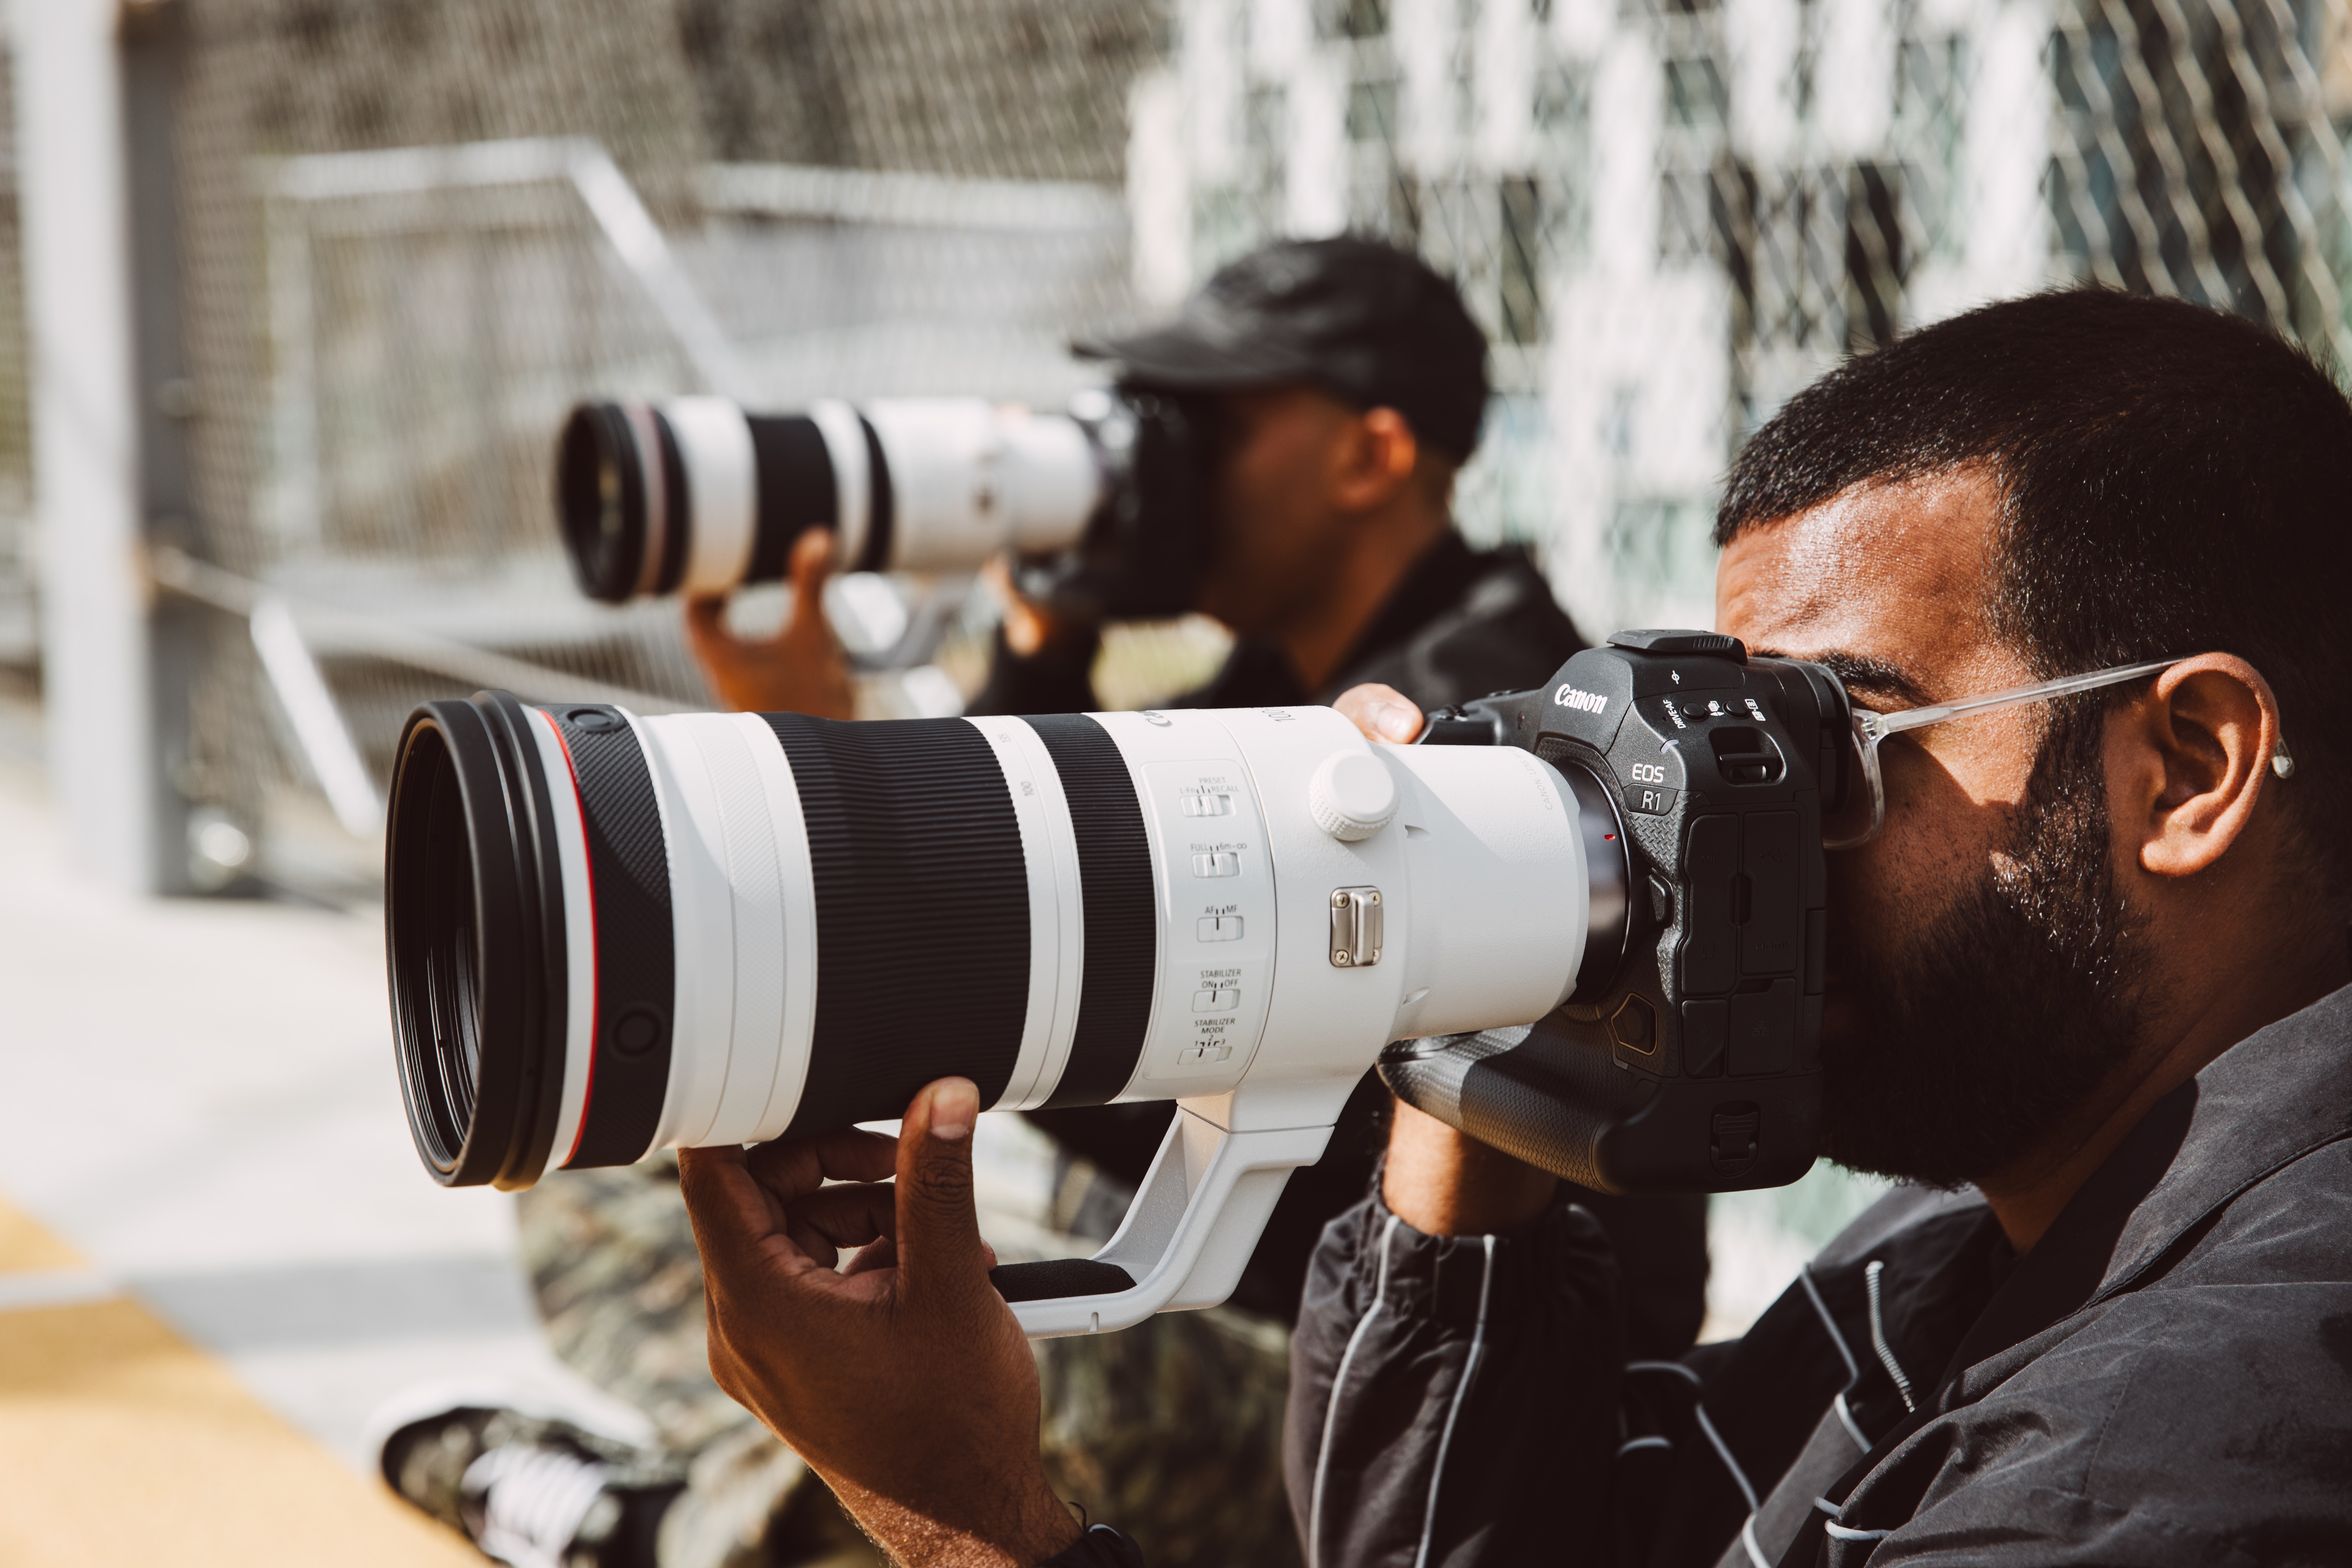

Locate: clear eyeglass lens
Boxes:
[1821,711,1886,850]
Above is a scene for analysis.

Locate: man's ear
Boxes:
[2123,654,2284,880]
[1330,406,1419,512]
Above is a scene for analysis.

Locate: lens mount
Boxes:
[386,692,570,1188]
[1557,761,1633,1002]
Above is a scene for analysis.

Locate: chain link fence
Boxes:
[1161,0,2352,641]
[154,0,1160,884]
[0,50,34,692]
[4,0,2348,885]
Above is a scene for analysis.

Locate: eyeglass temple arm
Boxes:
[1863,657,2296,778]
[1863,658,2184,740]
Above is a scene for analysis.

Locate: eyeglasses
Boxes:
[1823,656,2297,850]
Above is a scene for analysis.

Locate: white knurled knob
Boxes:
[1308,751,1397,842]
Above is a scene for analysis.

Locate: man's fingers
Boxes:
[684,594,736,653]
[891,1077,989,1301]
[679,1145,812,1275]
[1334,682,1423,744]
[840,1235,898,1277]
[783,528,837,644]
[745,1125,898,1205]
[782,1182,898,1264]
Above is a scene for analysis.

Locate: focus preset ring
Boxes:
[546,704,677,1168]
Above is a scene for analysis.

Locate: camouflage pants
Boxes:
[517,1158,1303,1568]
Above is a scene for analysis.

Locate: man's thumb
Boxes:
[786,529,835,624]
[893,1077,987,1295]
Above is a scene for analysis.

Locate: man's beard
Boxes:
[1819,707,2154,1188]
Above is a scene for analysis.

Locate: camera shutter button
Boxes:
[1309,751,1397,842]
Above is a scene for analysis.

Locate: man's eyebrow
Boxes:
[1751,647,1935,709]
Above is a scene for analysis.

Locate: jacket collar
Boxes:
[2095,979,2352,1297]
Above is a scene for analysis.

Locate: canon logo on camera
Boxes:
[1553,683,1610,715]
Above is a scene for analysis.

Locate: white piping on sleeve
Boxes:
[1626,1358,1703,1386]
[1617,1435,1674,1458]
[1796,1264,1874,1453]
[1308,1213,1401,1568]
[1818,1485,1895,1544]
[1696,1402,1769,1568]
[1864,1259,1917,1413]
[1411,1235,1496,1568]
[1694,1403,1760,1514]
[1796,1266,1861,1384]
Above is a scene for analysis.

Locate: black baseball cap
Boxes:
[1073,237,1490,461]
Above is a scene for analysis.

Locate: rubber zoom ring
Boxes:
[763,714,1030,1135]
[1025,713,1156,1108]
[545,705,675,1168]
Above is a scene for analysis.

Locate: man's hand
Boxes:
[1332,680,1427,745]
[678,1080,1082,1567]
[1332,683,1561,1235]
[686,528,857,718]
[980,556,1093,659]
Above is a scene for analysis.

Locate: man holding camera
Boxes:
[673,287,2352,1566]
[684,235,1708,1553]
[378,240,1703,1567]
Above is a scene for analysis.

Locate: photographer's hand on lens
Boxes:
[673,689,1524,1563]
[685,529,857,719]
[676,1079,1083,1568]
[1331,680,1426,746]
[981,555,1094,660]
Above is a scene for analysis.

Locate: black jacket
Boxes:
[1283,981,2352,1568]
[967,531,1585,720]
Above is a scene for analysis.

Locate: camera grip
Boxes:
[1002,1099,1335,1339]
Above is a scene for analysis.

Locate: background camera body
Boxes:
[1385,631,1843,1193]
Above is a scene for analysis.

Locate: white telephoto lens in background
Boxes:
[554,396,1106,603]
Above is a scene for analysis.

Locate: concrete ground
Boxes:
[0,715,635,1563]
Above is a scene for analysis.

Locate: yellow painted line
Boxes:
[0,1200,83,1272]
[0,1295,486,1567]
[0,1198,480,1565]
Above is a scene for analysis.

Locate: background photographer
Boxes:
[673,288,2352,1567]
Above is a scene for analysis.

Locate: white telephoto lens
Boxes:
[865,399,1100,571]
[390,694,1599,1329]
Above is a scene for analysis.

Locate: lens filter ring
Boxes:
[386,694,570,1187]
[556,404,650,603]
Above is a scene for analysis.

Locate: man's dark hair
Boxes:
[1719,288,2352,906]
